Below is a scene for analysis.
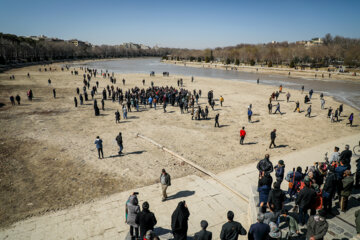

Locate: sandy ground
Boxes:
[0,63,359,227]
[164,60,360,81]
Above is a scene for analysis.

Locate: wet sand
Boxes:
[0,62,359,227]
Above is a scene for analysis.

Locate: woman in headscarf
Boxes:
[171,201,190,240]
[125,193,140,240]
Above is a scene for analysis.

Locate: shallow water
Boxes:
[78,58,360,110]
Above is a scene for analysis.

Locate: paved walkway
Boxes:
[0,133,359,240]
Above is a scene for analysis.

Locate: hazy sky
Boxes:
[1,0,359,49]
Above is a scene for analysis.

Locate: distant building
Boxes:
[296,37,323,47]
[69,39,91,47]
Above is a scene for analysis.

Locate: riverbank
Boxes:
[163,60,360,81]
[0,62,359,227]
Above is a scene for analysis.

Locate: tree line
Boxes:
[0,33,172,65]
[165,34,360,68]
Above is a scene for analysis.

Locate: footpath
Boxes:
[0,133,359,240]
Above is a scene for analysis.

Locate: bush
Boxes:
[197,57,202,62]
[289,61,295,68]
[250,59,255,66]
[176,56,180,61]
[162,56,167,60]
[189,56,195,62]
[268,61,273,67]
[235,59,240,65]
[225,58,231,65]
[205,56,210,63]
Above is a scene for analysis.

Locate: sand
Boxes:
[164,60,360,81]
[0,62,359,227]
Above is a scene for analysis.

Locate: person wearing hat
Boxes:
[306,210,328,240]
[194,220,212,240]
[135,202,157,239]
[296,179,317,226]
[274,160,285,184]
[220,211,247,240]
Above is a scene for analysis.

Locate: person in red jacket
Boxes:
[240,127,246,145]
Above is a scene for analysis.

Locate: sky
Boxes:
[1,0,360,49]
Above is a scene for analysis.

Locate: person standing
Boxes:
[171,201,190,240]
[135,202,157,239]
[194,220,212,240]
[286,92,291,102]
[115,110,120,123]
[305,105,312,118]
[247,213,269,240]
[74,97,78,107]
[321,98,325,110]
[125,193,140,240]
[248,108,253,123]
[257,154,274,175]
[94,136,104,159]
[240,127,246,145]
[215,113,220,128]
[309,89,314,99]
[322,166,337,214]
[329,147,340,164]
[274,160,285,184]
[160,169,171,201]
[347,113,354,126]
[340,144,352,169]
[10,96,15,105]
[220,211,247,240]
[296,179,317,226]
[268,102,272,114]
[15,94,21,105]
[269,129,277,149]
[339,104,343,116]
[53,89,56,99]
[306,210,328,240]
[301,85,304,94]
[340,170,354,212]
[220,96,224,107]
[116,132,123,155]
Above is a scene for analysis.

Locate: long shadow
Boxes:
[167,111,175,113]
[0,103,5,108]
[244,142,258,145]
[166,190,195,201]
[220,124,230,128]
[251,120,260,123]
[351,125,359,127]
[309,115,317,118]
[83,103,92,106]
[99,113,109,116]
[127,116,139,119]
[253,113,260,116]
[276,145,289,148]
[117,121,131,123]
[154,227,172,238]
[124,150,146,155]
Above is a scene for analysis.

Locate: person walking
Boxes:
[347,113,354,126]
[215,113,220,128]
[269,129,277,149]
[125,193,140,240]
[305,105,312,118]
[101,98,105,110]
[286,92,291,102]
[274,103,282,115]
[115,110,120,123]
[94,136,104,159]
[10,96,15,105]
[293,101,300,112]
[171,201,190,240]
[15,94,21,105]
[160,169,171,201]
[116,132,123,155]
[240,127,246,145]
[268,102,272,114]
[247,213,270,240]
[194,220,212,240]
[309,89,314,99]
[74,97,78,107]
[135,202,157,239]
[220,211,247,240]
[248,108,253,123]
[321,98,325,110]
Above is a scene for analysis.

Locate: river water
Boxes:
[79,58,360,110]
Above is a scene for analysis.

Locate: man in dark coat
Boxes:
[322,166,337,214]
[171,201,190,240]
[340,170,354,212]
[135,202,157,239]
[15,94,21,105]
[296,180,317,225]
[340,145,352,169]
[194,220,212,240]
[256,154,274,175]
[247,213,269,240]
[116,132,123,155]
[269,129,277,148]
[267,181,285,212]
[220,211,247,240]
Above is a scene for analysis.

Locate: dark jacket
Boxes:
[270,131,276,140]
[220,221,247,240]
[248,222,270,240]
[268,189,285,212]
[306,215,328,240]
[340,149,352,167]
[322,172,337,196]
[171,202,190,240]
[257,158,274,174]
[135,209,157,238]
[160,173,171,186]
[116,134,122,145]
[275,165,285,181]
[341,175,354,197]
[335,165,348,180]
[296,185,317,210]
[194,230,212,240]
[355,209,360,234]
